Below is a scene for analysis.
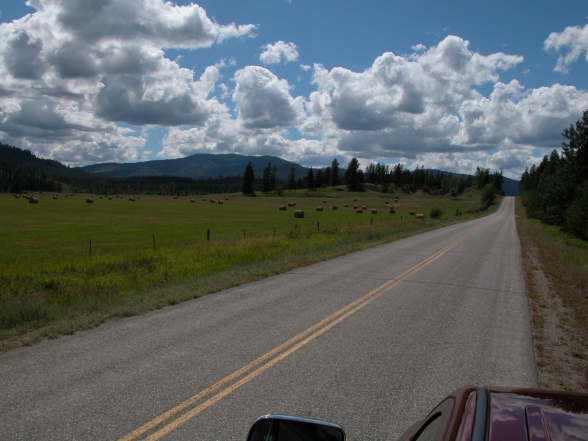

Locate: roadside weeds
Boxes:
[515,199,588,392]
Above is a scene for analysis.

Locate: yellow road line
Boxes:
[120,223,485,440]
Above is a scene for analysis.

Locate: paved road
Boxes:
[0,197,536,440]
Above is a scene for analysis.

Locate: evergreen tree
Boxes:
[345,158,362,191]
[262,162,273,193]
[330,158,340,187]
[242,161,255,195]
[306,167,315,190]
[287,167,296,190]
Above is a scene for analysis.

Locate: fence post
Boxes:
[89,239,92,257]
[207,229,210,242]
[152,234,156,251]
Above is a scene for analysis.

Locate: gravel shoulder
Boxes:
[516,205,588,392]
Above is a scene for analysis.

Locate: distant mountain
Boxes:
[81,153,309,180]
[501,177,519,196]
[2,143,520,195]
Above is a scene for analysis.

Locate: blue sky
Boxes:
[1,0,588,179]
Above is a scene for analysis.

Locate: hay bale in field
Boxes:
[278,205,287,211]
[354,205,359,210]
[29,197,39,204]
[129,197,136,202]
[344,204,348,207]
[288,202,296,207]
[218,200,223,204]
[356,209,363,214]
[86,198,94,203]
[323,199,327,203]
[362,206,367,210]
[372,209,378,214]
[416,213,425,220]
[332,206,338,210]
[389,208,395,214]
[316,206,323,212]
[53,196,58,200]
[409,211,415,216]
[190,199,195,203]
[294,210,305,218]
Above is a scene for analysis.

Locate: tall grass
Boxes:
[1,190,490,348]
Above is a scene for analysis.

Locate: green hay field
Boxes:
[0,189,488,347]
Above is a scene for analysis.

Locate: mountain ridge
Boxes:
[81,153,309,180]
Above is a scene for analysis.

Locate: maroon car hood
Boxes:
[488,389,588,441]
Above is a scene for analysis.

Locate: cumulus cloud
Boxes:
[544,24,588,73]
[305,36,523,143]
[233,66,305,129]
[0,0,255,164]
[259,41,299,65]
[298,35,588,178]
[1,3,586,180]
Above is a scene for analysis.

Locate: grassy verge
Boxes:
[1,189,493,351]
[515,198,588,392]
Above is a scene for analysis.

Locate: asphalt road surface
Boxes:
[0,197,536,440]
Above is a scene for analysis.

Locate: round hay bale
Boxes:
[294,210,305,218]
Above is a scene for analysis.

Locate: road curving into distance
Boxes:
[0,196,536,440]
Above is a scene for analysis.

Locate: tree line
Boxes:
[243,157,503,199]
[0,143,245,195]
[519,109,588,241]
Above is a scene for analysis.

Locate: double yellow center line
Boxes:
[120,224,482,440]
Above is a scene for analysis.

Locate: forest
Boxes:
[519,110,588,241]
[1,142,504,199]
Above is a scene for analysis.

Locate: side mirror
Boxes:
[247,415,345,441]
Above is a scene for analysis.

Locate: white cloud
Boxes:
[1,4,586,181]
[296,35,588,178]
[233,66,305,129]
[260,41,299,65]
[0,0,255,164]
[544,24,588,73]
[304,36,524,147]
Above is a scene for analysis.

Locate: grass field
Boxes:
[1,188,490,349]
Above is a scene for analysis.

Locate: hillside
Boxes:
[81,153,309,181]
[1,143,519,195]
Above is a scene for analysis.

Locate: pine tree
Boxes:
[242,162,255,195]
[345,158,361,191]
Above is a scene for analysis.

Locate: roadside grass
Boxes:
[515,198,588,392]
[1,189,491,350]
